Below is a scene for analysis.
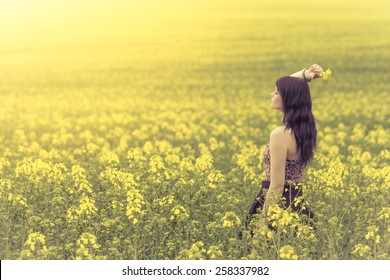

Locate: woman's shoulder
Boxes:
[270,126,295,149]
[270,126,293,137]
[270,127,290,148]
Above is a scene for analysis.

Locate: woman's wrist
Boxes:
[302,68,311,82]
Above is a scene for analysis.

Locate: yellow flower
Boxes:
[207,246,223,260]
[20,232,48,260]
[195,153,213,172]
[378,208,390,221]
[221,211,241,228]
[126,189,145,224]
[170,205,189,222]
[8,193,29,208]
[365,226,379,240]
[279,245,298,260]
[158,195,175,207]
[75,233,103,260]
[266,231,275,239]
[179,241,206,260]
[352,244,371,257]
[320,69,332,80]
[207,170,225,189]
[179,157,195,172]
[149,155,165,173]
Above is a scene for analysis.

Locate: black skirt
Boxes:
[244,180,315,231]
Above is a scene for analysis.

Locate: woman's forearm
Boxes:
[290,69,308,81]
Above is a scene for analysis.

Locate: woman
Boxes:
[245,64,323,233]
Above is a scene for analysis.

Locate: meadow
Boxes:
[0,0,389,259]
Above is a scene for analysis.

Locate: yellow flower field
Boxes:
[0,0,389,259]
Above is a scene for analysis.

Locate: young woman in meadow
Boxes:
[244,64,324,233]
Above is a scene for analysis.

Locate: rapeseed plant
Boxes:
[126,189,145,225]
[75,232,106,260]
[176,241,206,260]
[19,232,48,260]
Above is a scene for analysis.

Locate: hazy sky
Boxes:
[1,0,389,50]
[0,0,207,48]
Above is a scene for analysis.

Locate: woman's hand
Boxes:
[305,64,324,81]
[290,64,324,81]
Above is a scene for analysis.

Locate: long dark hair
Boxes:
[276,76,317,165]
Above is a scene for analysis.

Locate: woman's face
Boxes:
[270,87,283,110]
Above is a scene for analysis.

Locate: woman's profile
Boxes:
[243,64,324,235]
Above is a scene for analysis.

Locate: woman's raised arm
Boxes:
[290,64,323,82]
